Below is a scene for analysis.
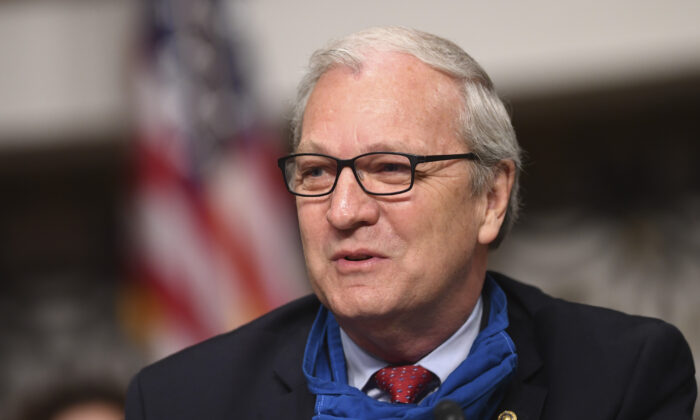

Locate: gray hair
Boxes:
[290,26,522,247]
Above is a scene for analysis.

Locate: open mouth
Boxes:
[344,255,372,261]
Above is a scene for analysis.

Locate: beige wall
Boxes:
[1,0,699,144]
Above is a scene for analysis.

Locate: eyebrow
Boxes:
[296,139,413,155]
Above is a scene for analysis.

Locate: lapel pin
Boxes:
[497,410,517,420]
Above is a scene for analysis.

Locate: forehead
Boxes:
[299,51,464,155]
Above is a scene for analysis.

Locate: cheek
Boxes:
[297,197,325,225]
[408,188,482,253]
[297,204,324,253]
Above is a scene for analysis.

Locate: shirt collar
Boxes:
[340,296,483,390]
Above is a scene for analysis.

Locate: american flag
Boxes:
[124,0,307,360]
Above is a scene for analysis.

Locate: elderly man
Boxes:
[126,27,696,419]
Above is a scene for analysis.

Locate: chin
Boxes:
[325,290,395,321]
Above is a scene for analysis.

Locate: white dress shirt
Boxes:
[340,297,483,402]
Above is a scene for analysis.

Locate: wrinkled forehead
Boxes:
[298,51,465,154]
[313,50,462,111]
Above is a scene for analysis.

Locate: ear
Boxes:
[477,160,515,245]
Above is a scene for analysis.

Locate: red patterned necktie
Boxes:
[372,365,439,404]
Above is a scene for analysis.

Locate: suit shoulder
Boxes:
[127,294,320,418]
[495,272,694,380]
[134,294,319,386]
[493,271,694,374]
[230,293,321,337]
[494,272,696,418]
[491,271,681,337]
[533,285,682,344]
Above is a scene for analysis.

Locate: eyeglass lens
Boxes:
[284,153,413,195]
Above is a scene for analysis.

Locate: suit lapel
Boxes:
[257,328,316,420]
[497,382,547,420]
[256,384,315,420]
[496,275,549,420]
[496,320,547,420]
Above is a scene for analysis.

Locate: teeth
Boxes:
[345,255,371,261]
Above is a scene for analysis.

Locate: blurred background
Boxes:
[1,0,698,418]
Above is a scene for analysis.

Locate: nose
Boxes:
[326,167,380,230]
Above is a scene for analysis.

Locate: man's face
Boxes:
[296,52,492,326]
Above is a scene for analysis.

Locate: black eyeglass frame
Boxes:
[277,151,479,197]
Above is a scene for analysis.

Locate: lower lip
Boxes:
[334,257,386,273]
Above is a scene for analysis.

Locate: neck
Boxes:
[337,268,486,364]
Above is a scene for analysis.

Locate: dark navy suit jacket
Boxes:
[126,272,697,419]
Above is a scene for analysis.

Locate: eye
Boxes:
[378,162,410,173]
[296,158,335,180]
[303,166,327,177]
[368,159,411,175]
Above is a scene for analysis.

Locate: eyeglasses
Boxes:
[277,151,479,197]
